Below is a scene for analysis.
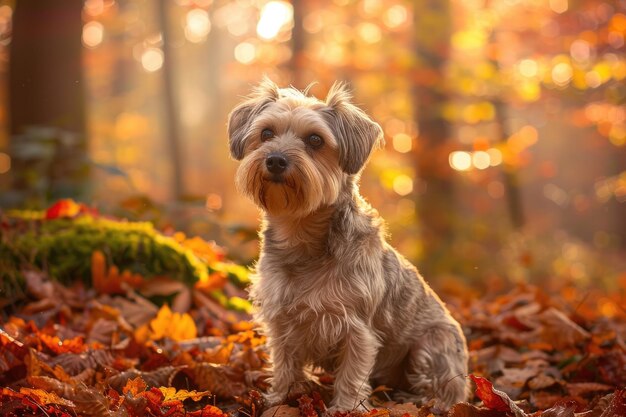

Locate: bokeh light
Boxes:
[357,22,382,43]
[185,8,211,43]
[549,0,568,14]
[393,174,413,196]
[472,150,490,170]
[234,42,256,64]
[392,133,412,153]
[256,1,293,40]
[82,21,104,48]
[518,59,538,78]
[383,5,408,29]
[141,48,164,72]
[449,151,472,171]
[552,62,573,87]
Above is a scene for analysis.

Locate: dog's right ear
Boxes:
[228,77,280,160]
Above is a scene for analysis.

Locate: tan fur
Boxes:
[228,78,470,412]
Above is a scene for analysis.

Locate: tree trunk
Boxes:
[157,0,184,200]
[9,0,87,205]
[411,0,455,276]
[289,0,305,87]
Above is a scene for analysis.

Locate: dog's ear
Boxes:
[322,82,384,174]
[228,77,280,160]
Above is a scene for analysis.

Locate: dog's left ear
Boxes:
[322,82,384,175]
[228,78,280,160]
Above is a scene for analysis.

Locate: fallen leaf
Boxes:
[158,386,211,402]
[469,374,527,416]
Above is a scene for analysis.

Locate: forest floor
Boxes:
[1,269,625,417]
[1,202,625,416]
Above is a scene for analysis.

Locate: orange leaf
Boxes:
[123,377,147,396]
[39,334,87,354]
[91,250,107,293]
[19,387,76,408]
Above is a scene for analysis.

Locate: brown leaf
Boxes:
[538,308,590,350]
[539,401,577,417]
[527,374,559,391]
[566,382,614,398]
[191,363,247,398]
[49,349,114,375]
[107,366,187,392]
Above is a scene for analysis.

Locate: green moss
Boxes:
[3,213,207,285]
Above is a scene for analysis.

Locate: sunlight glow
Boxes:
[392,133,412,153]
[393,175,413,196]
[449,151,472,171]
[82,21,104,48]
[185,8,211,43]
[549,0,568,14]
[234,42,256,64]
[518,59,538,77]
[383,5,407,29]
[357,22,382,43]
[472,151,490,170]
[256,1,293,40]
[552,62,573,86]
[141,48,164,72]
[570,40,590,62]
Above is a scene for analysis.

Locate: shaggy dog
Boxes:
[227,79,469,412]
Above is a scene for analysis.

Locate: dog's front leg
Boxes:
[330,322,379,412]
[265,329,307,405]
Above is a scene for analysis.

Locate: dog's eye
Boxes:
[306,134,324,149]
[261,129,274,141]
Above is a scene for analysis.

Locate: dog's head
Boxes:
[227,78,383,216]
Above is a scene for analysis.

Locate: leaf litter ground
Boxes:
[1,237,625,416]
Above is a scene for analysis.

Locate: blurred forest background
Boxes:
[0,0,624,289]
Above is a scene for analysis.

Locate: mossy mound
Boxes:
[0,202,250,310]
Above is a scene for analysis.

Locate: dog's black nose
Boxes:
[265,153,288,174]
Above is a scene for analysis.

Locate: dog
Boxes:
[227,78,470,412]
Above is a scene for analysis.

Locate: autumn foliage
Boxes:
[1,201,626,417]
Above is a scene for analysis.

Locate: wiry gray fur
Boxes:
[227,79,470,413]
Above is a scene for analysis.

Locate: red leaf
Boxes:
[470,374,511,412]
[297,395,318,417]
[45,199,97,220]
[187,405,229,417]
[45,199,82,220]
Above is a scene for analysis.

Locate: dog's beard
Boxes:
[236,150,341,216]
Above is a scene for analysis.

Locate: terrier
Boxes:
[227,79,470,412]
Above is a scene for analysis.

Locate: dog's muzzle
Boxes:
[265,152,288,175]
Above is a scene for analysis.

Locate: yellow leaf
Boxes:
[158,386,212,402]
[149,305,197,342]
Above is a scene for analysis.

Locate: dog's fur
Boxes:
[227,79,470,411]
